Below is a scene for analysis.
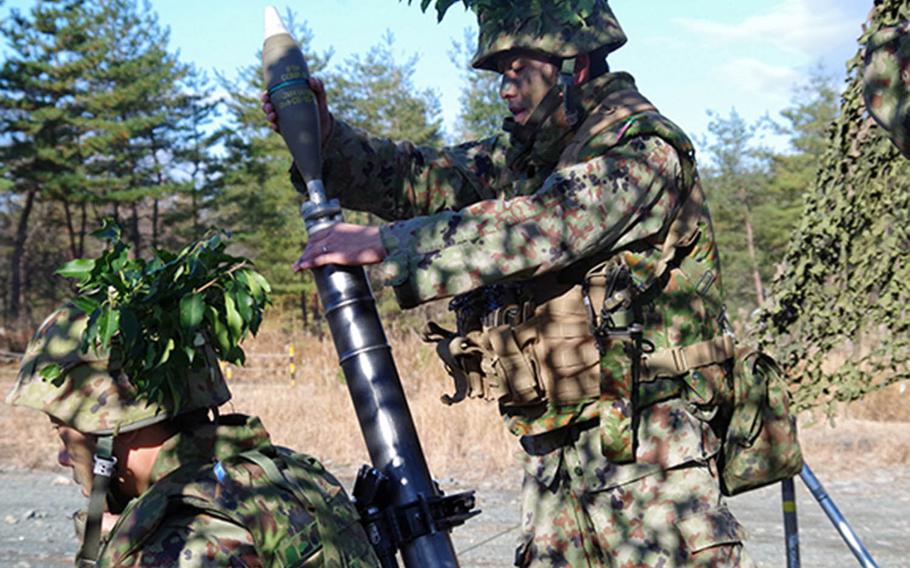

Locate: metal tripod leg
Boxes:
[799,464,879,568]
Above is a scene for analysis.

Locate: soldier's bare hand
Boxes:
[293,224,386,271]
[260,77,333,145]
[260,91,280,132]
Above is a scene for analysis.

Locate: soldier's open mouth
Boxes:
[510,107,527,122]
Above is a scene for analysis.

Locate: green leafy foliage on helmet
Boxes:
[863,21,910,157]
[5,220,272,434]
[48,219,271,413]
[405,0,627,71]
[6,305,231,435]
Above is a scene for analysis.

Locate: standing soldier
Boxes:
[266,1,752,565]
[864,20,910,157]
[6,305,379,567]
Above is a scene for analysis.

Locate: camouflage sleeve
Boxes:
[321,118,507,220]
[378,135,683,307]
[122,513,262,567]
[863,21,910,157]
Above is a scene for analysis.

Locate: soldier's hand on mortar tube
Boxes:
[293,223,387,271]
[260,77,333,146]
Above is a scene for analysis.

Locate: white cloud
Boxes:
[675,0,863,58]
[718,57,800,100]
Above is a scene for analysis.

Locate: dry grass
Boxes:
[795,382,910,479]
[0,319,521,486]
[1,314,907,486]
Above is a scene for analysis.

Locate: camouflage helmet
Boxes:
[863,21,910,157]
[6,305,231,436]
[471,0,627,71]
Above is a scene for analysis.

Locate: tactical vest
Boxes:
[425,89,735,462]
[99,446,379,567]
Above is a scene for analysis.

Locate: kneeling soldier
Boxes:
[7,305,379,567]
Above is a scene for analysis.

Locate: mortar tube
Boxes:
[262,7,463,566]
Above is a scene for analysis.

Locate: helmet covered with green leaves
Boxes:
[6,305,231,436]
[470,0,627,71]
[863,21,910,157]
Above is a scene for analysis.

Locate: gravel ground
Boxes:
[2,467,908,567]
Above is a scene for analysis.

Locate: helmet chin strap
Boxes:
[559,57,580,126]
[78,433,118,567]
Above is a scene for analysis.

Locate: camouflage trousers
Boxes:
[515,420,753,567]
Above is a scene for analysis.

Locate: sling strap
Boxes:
[237,449,345,566]
[641,335,736,382]
[556,89,657,169]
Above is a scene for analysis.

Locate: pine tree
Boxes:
[0,0,100,323]
[85,0,193,255]
[0,0,218,325]
[163,67,221,245]
[756,68,840,285]
[700,109,773,318]
[450,28,506,141]
[332,31,443,146]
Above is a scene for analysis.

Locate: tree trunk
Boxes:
[130,201,141,256]
[150,135,165,248]
[8,187,37,324]
[739,188,765,306]
[152,198,160,249]
[192,182,200,238]
[311,291,324,340]
[77,202,87,258]
[62,201,78,259]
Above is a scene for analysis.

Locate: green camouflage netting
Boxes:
[759,0,910,413]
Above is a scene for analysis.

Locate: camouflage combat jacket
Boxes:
[93,414,378,567]
[322,71,728,472]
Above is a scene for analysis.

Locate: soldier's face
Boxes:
[51,419,96,497]
[497,52,560,125]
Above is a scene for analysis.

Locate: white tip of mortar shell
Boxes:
[264,6,289,39]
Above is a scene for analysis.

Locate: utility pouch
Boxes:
[485,275,632,409]
[487,322,545,406]
[719,351,803,496]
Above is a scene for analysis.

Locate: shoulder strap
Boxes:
[238,448,383,567]
[557,89,657,169]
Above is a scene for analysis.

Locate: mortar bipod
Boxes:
[782,463,879,568]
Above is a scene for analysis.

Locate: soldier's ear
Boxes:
[573,54,590,86]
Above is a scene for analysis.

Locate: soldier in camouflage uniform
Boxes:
[265,1,751,565]
[864,21,910,157]
[6,305,379,567]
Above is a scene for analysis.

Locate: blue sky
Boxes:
[1,1,870,152]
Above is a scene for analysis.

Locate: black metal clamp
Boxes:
[353,465,480,567]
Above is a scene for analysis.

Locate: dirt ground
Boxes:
[2,465,908,567]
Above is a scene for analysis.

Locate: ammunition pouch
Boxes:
[488,282,603,407]
[425,261,738,407]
